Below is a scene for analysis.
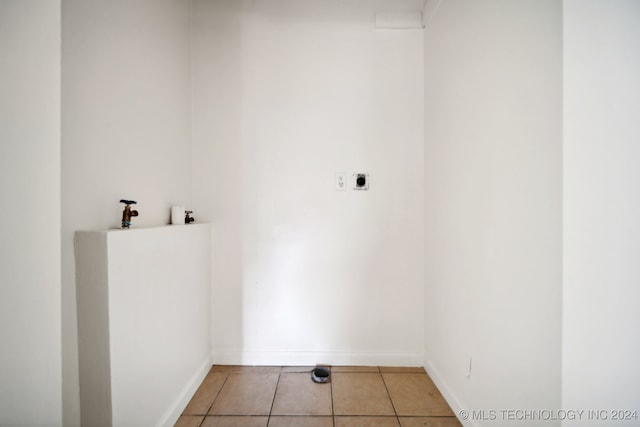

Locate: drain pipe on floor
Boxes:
[311,366,330,383]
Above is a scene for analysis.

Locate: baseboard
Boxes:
[423,358,476,427]
[158,356,212,427]
[211,350,424,367]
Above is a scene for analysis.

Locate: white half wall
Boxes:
[563,0,640,422]
[423,1,562,425]
[75,224,211,427]
[61,1,192,424]
[192,0,426,365]
[0,1,62,425]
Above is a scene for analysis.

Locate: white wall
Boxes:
[0,1,62,425]
[423,1,562,425]
[61,1,192,423]
[192,0,426,365]
[563,0,640,422]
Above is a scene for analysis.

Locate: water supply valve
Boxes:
[185,210,195,224]
[120,199,139,229]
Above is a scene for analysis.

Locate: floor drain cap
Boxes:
[311,367,330,383]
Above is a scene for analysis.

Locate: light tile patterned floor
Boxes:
[176,366,462,427]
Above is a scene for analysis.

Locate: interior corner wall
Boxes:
[0,1,62,425]
[423,1,562,425]
[192,0,426,365]
[61,1,192,424]
[562,0,640,422]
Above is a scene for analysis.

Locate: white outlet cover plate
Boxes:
[335,174,346,191]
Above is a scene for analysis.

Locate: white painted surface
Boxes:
[0,1,62,425]
[61,1,192,423]
[192,0,425,365]
[75,224,211,427]
[375,12,424,29]
[563,1,640,423]
[423,1,562,425]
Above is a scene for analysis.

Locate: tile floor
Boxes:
[175,366,462,427]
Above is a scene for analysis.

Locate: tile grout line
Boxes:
[194,367,230,426]
[203,368,230,419]
[266,367,283,426]
[379,368,401,426]
[330,367,336,427]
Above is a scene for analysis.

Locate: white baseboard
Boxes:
[159,356,212,427]
[211,350,424,367]
[423,358,475,427]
